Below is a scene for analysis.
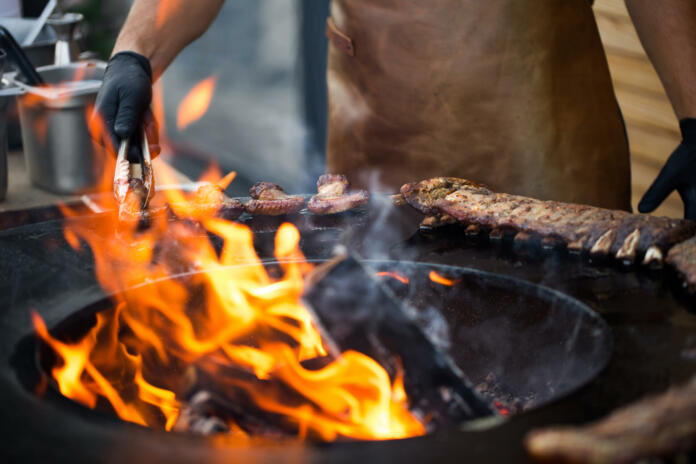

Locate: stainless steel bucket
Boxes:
[17,61,106,194]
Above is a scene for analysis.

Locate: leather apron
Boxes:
[325,0,631,210]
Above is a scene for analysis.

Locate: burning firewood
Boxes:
[308,174,369,215]
[245,182,306,216]
[525,374,696,463]
[172,391,231,436]
[398,177,696,266]
[666,236,696,293]
[302,254,496,428]
[174,254,494,437]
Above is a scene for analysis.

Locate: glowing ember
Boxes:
[428,271,460,287]
[376,271,410,285]
[34,166,424,441]
[494,401,510,416]
[176,77,216,130]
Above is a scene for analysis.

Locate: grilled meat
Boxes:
[667,236,696,292]
[192,183,244,220]
[245,182,305,216]
[400,177,479,215]
[117,179,153,224]
[525,374,696,463]
[399,177,472,228]
[400,177,696,264]
[308,174,369,215]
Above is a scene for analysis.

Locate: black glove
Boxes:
[92,51,160,162]
[638,118,696,221]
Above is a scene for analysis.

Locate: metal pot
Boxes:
[17,61,106,194]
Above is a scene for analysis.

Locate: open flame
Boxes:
[33,165,424,441]
[176,77,216,130]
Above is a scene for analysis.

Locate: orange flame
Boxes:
[428,271,460,287]
[376,271,410,285]
[176,77,216,130]
[36,170,424,441]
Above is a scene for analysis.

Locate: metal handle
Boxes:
[0,26,44,86]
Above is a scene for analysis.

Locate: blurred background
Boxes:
[3,0,685,215]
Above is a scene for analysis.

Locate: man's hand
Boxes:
[92,51,160,161]
[638,119,696,220]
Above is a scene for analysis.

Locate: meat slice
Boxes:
[525,374,696,463]
[667,236,696,292]
[307,174,369,215]
[191,183,244,220]
[244,182,305,216]
[400,178,696,265]
[117,178,149,222]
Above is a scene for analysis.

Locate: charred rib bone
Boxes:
[615,228,641,262]
[642,245,664,266]
[589,229,616,256]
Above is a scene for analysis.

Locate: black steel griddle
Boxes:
[1,198,696,463]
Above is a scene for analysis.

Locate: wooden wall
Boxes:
[594,0,683,218]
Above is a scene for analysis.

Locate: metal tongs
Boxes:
[113,130,155,212]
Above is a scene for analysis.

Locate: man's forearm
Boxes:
[626,0,696,119]
[112,0,224,79]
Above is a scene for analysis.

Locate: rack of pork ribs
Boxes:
[396,177,696,290]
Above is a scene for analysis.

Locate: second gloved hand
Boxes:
[92,51,160,161]
[639,118,696,221]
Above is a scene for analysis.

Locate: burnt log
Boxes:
[302,255,496,429]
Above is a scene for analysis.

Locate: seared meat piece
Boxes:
[245,182,305,216]
[308,174,369,215]
[399,177,695,265]
[117,178,150,223]
[525,374,696,463]
[192,183,244,220]
[667,236,696,292]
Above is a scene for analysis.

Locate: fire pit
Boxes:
[34,258,611,441]
[1,191,695,463]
